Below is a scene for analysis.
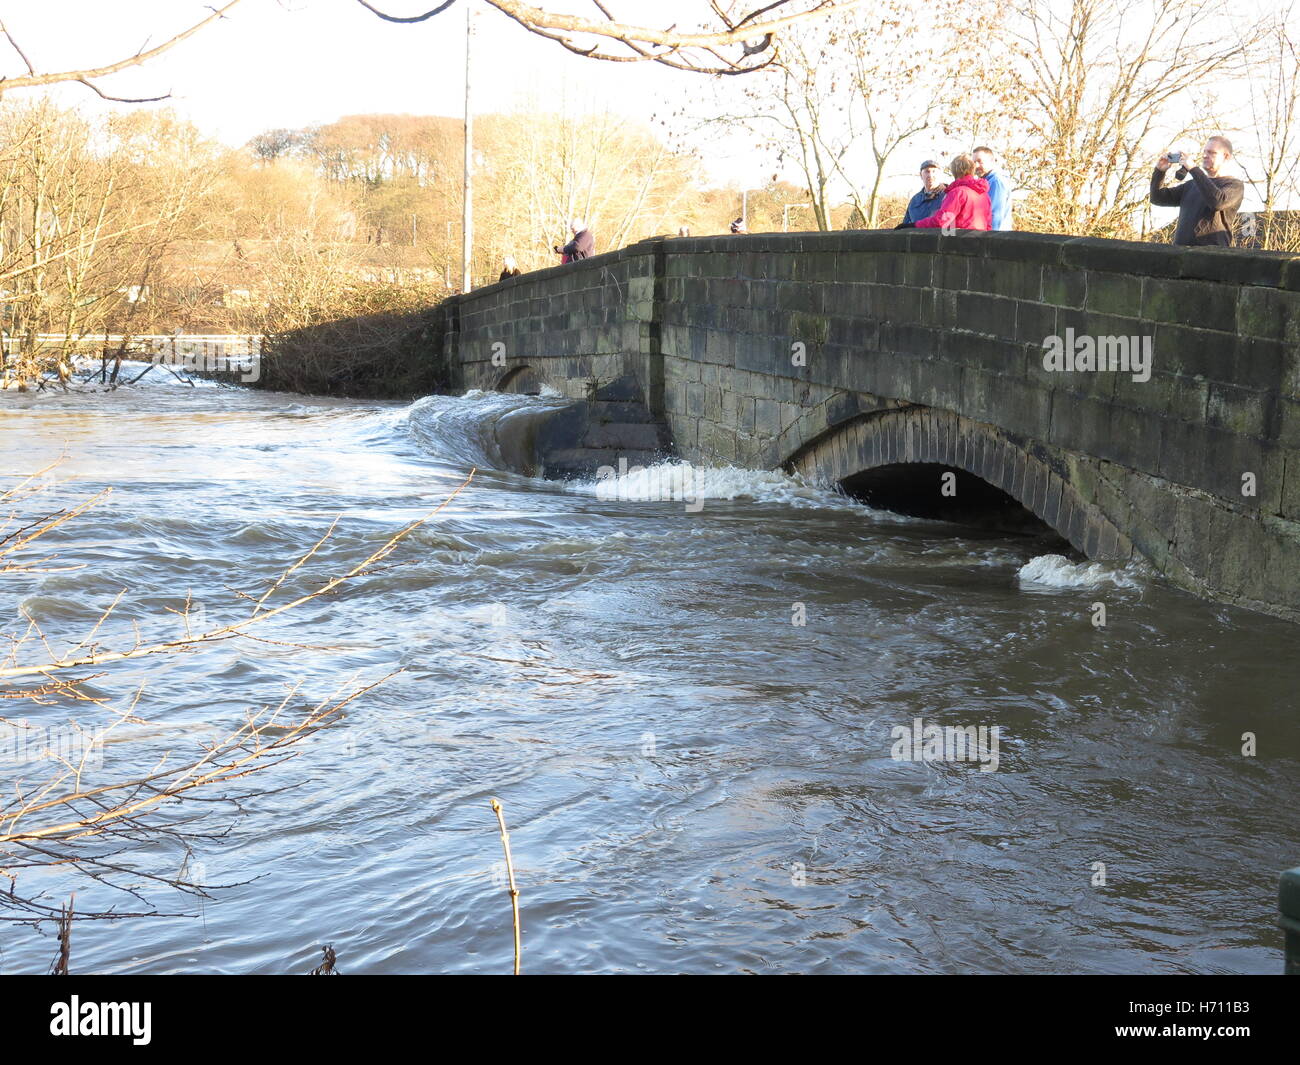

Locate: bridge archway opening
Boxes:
[496,366,547,395]
[840,462,1067,541]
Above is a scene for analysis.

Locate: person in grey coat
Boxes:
[555,219,595,261]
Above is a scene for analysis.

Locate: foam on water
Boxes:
[1017,552,1145,590]
[397,393,907,519]
[68,356,228,390]
[566,458,903,515]
[397,388,571,470]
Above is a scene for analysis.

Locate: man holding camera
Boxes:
[1150,137,1244,247]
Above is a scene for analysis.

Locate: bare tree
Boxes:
[839,3,1003,228]
[751,27,854,231]
[708,3,993,231]
[478,104,698,267]
[0,104,221,390]
[248,129,304,165]
[988,0,1259,237]
[1240,6,1300,248]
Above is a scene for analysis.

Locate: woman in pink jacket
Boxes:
[910,153,991,231]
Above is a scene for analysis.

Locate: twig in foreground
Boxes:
[490,797,521,975]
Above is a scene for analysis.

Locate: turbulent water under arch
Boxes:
[2,371,1297,974]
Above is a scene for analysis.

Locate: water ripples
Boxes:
[0,380,1296,974]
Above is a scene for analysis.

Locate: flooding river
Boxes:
[1,372,1297,974]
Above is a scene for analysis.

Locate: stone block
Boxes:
[980,231,1071,265]
[1041,266,1086,308]
[1237,285,1300,344]
[1206,382,1272,439]
[1143,277,1239,332]
[1181,247,1295,287]
[1063,237,1186,277]
[954,292,1017,338]
[970,259,1043,301]
[1087,272,1143,317]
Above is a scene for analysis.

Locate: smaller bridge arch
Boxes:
[786,406,1134,560]
[495,365,550,395]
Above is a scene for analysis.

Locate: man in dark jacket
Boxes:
[1150,137,1244,246]
[555,219,595,261]
[897,159,947,227]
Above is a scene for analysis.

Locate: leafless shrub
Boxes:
[0,466,474,938]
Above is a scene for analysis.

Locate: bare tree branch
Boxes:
[0,470,476,682]
[75,77,171,105]
[0,20,38,76]
[0,0,244,99]
[355,0,859,73]
[354,0,459,22]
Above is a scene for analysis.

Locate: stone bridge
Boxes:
[433,229,1300,621]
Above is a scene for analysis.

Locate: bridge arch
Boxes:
[786,406,1134,560]
[494,365,551,395]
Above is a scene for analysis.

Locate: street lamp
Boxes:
[741,175,779,230]
[462,3,475,293]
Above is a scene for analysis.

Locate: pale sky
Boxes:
[1,0,745,167]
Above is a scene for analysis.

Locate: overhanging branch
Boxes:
[0,0,244,99]
[354,0,858,74]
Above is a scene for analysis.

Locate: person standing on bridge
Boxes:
[904,153,991,231]
[1150,136,1244,247]
[555,219,595,263]
[972,147,1012,230]
[896,159,948,227]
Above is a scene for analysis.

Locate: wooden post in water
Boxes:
[1282,866,1300,974]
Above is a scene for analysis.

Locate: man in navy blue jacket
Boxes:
[973,147,1012,230]
[897,160,947,227]
[1150,137,1244,246]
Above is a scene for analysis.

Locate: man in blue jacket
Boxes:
[897,160,947,227]
[973,146,1012,230]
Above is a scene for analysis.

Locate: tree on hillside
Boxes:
[273,114,463,246]
[249,129,305,164]
[301,114,462,188]
[244,106,704,279]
